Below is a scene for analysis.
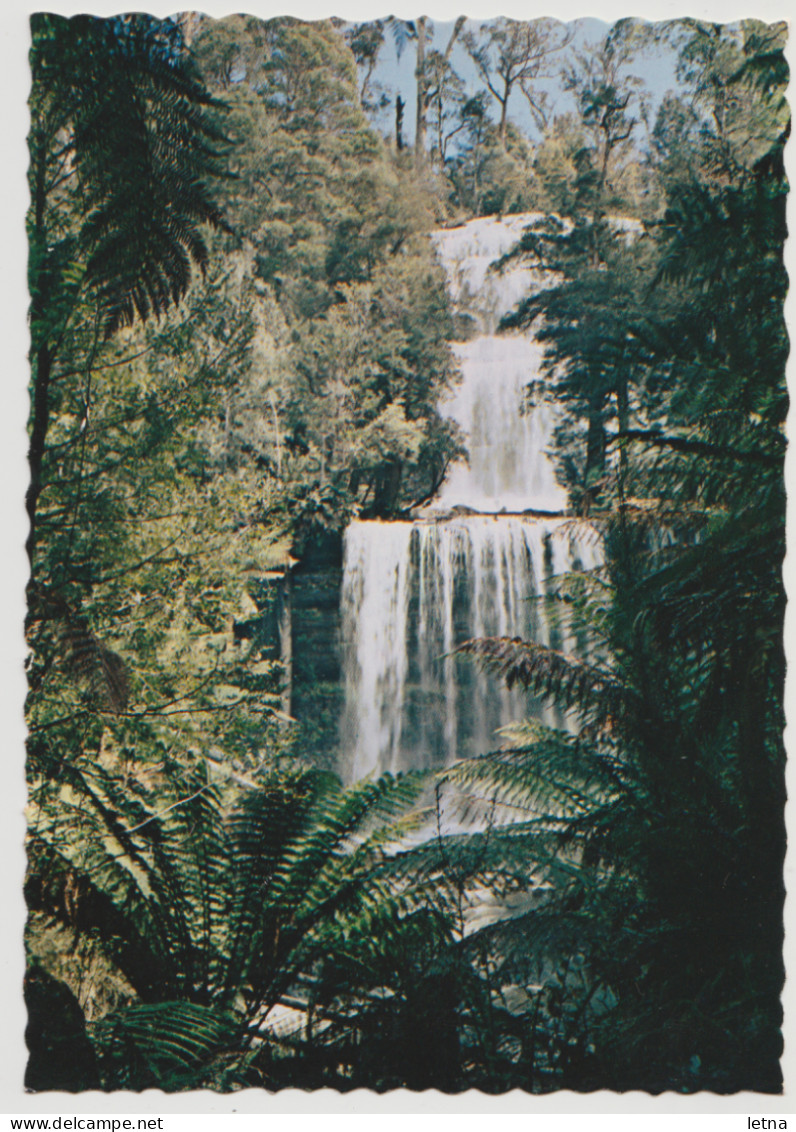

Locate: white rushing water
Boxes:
[431,214,566,514]
[340,214,599,782]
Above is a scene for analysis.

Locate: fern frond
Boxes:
[443,722,629,814]
[60,616,129,713]
[458,636,627,722]
[91,1000,243,1090]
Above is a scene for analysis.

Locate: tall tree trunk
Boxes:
[498,91,509,145]
[414,17,428,171]
[395,93,405,151]
[437,15,465,163]
[177,11,202,47]
[585,392,606,489]
[444,16,466,61]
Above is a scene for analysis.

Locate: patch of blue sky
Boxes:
[353,16,682,154]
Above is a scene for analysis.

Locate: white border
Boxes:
[1,0,792,1118]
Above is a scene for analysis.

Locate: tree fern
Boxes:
[27,753,448,1088]
[30,13,228,335]
[457,637,626,725]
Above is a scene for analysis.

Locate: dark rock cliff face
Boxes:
[291,561,344,771]
[234,529,345,770]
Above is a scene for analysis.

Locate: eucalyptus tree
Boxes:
[424,43,467,168]
[346,20,388,112]
[414,18,467,170]
[193,16,463,535]
[190,13,275,91]
[561,21,646,199]
[462,19,572,146]
[371,17,466,168]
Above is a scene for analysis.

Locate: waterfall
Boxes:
[339,214,599,782]
[430,215,566,514]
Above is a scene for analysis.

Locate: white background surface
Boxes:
[1,0,793,1119]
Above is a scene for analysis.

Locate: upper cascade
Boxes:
[432,212,547,331]
[430,213,567,515]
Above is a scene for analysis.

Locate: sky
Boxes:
[360,15,682,151]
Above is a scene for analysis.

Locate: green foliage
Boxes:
[477,17,788,1091]
[446,96,540,217]
[284,247,462,526]
[461,19,572,145]
[27,750,440,1089]
[192,16,463,531]
[561,22,647,202]
[27,243,290,779]
[92,1002,243,1091]
[531,116,585,215]
[26,13,230,571]
[25,12,789,1095]
[29,13,226,338]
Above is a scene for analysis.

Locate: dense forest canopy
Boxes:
[24,12,788,1094]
